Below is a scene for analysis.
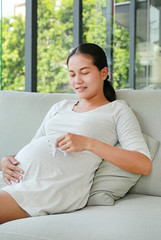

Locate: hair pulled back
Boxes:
[67,43,116,102]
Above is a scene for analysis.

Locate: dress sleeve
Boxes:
[114,100,151,159]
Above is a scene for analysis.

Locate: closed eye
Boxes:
[69,72,75,77]
[81,71,89,75]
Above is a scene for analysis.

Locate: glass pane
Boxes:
[82,0,107,49]
[135,0,161,89]
[149,0,161,88]
[37,0,74,93]
[135,0,148,89]
[114,1,130,89]
[1,0,26,91]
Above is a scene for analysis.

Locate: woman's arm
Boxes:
[87,137,152,176]
[55,133,152,176]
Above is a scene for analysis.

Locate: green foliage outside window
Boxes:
[82,0,107,51]
[114,0,130,89]
[2,15,25,90]
[37,0,73,93]
[113,25,129,89]
[1,0,130,92]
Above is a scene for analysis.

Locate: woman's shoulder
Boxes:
[49,99,78,113]
[109,99,129,111]
[110,99,135,120]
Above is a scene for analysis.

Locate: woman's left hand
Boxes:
[55,133,90,153]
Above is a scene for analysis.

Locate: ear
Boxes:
[101,67,109,81]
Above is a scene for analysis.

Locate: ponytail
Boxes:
[103,80,116,102]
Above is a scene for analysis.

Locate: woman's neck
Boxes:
[73,96,110,113]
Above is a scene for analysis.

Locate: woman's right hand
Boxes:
[0,156,24,185]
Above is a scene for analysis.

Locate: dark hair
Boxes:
[67,43,116,102]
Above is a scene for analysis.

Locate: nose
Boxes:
[75,74,83,84]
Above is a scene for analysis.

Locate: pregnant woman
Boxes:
[0,43,152,224]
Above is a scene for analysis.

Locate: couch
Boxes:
[0,89,161,240]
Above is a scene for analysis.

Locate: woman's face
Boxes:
[68,53,108,100]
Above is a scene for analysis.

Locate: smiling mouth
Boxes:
[75,87,87,91]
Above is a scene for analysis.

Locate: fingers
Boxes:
[55,133,71,151]
[5,166,23,184]
[3,170,23,185]
[59,142,70,152]
[4,177,11,185]
[8,160,24,174]
[55,135,66,148]
[2,161,24,175]
[1,156,24,185]
[4,169,23,184]
[4,158,24,175]
[55,133,87,153]
[58,139,70,150]
[9,157,19,166]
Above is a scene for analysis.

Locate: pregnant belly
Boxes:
[15,135,60,178]
[15,135,101,182]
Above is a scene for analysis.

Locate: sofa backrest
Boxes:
[116,89,161,196]
[0,89,161,197]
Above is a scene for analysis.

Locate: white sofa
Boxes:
[0,89,161,240]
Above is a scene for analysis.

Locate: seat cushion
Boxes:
[0,194,161,240]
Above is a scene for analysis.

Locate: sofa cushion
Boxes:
[0,194,161,240]
[87,134,159,206]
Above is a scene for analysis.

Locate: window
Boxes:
[0,0,26,91]
[114,1,130,89]
[4,0,161,92]
[82,0,107,49]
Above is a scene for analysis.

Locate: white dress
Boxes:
[2,100,151,216]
